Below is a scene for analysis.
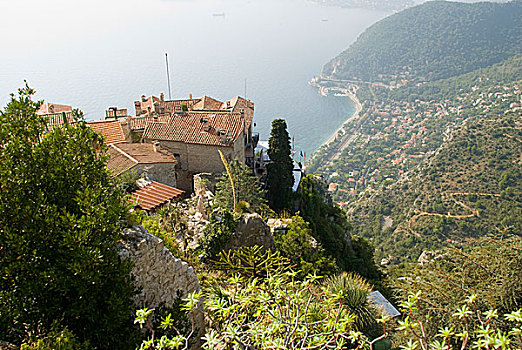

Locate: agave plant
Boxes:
[325,272,378,335]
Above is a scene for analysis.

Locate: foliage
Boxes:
[212,245,290,278]
[266,119,294,212]
[0,85,136,348]
[324,1,522,83]
[273,215,337,278]
[213,158,266,212]
[325,272,379,336]
[201,272,361,349]
[392,291,522,350]
[392,235,522,339]
[135,292,201,350]
[134,291,192,350]
[199,210,241,259]
[297,175,380,279]
[21,326,90,350]
[117,169,141,193]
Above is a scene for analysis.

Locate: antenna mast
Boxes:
[165,53,172,100]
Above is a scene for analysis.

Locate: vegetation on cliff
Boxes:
[323,0,522,83]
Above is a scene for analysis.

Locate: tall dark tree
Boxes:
[0,85,136,348]
[266,119,294,212]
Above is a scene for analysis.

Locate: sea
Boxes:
[0,0,388,156]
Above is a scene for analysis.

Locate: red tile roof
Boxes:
[129,115,171,130]
[142,112,250,147]
[37,102,73,115]
[107,143,177,176]
[130,181,184,212]
[87,120,126,145]
[193,96,224,111]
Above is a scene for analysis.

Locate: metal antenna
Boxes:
[165,53,172,100]
[244,78,247,100]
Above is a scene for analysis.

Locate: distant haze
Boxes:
[0,0,388,155]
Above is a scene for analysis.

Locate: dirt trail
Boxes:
[396,192,500,238]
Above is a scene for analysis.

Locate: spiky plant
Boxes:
[325,272,378,335]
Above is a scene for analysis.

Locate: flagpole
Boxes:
[165,53,172,100]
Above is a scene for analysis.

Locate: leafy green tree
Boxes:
[266,119,294,212]
[213,159,266,212]
[199,210,240,259]
[0,85,135,348]
[273,215,336,278]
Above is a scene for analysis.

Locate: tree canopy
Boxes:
[266,119,294,212]
[0,85,135,348]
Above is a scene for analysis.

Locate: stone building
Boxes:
[142,111,254,192]
[107,142,179,188]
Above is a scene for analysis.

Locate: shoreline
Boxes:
[323,91,362,146]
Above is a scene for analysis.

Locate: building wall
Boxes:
[134,163,178,188]
[143,138,246,193]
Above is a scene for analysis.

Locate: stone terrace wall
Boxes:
[119,225,200,308]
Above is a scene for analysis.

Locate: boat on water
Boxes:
[213,12,225,17]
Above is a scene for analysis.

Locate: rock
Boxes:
[228,213,275,251]
[119,226,204,345]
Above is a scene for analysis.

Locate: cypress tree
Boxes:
[266,119,294,212]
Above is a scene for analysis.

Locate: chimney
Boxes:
[160,93,164,101]
[189,93,193,99]
[152,141,160,153]
[141,95,146,102]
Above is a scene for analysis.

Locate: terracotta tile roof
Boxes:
[193,96,224,111]
[129,115,171,130]
[130,181,184,212]
[106,143,177,176]
[87,120,126,145]
[142,112,249,147]
[107,146,138,176]
[163,99,199,112]
[37,102,72,115]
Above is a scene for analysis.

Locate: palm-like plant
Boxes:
[325,272,378,334]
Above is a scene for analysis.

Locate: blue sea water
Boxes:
[0,0,387,155]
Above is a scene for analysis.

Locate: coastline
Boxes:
[309,76,364,151]
[323,92,362,146]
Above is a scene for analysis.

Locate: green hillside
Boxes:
[312,56,522,263]
[323,0,522,83]
[348,110,522,263]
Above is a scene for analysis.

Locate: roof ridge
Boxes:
[110,144,139,165]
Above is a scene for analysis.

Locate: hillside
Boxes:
[348,110,521,263]
[322,0,522,84]
[310,56,522,263]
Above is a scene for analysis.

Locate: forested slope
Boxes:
[323,0,522,83]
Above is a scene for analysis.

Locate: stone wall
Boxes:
[119,226,204,337]
[147,139,245,193]
[135,163,178,189]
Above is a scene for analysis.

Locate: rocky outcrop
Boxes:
[120,226,201,307]
[227,213,275,251]
[119,225,204,340]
